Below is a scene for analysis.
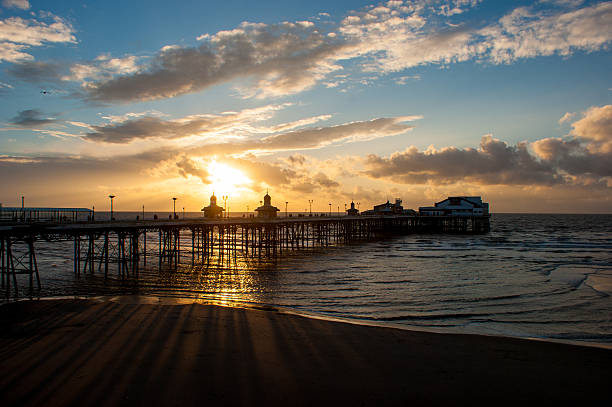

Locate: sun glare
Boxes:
[207,160,252,197]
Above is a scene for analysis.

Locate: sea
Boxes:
[3,213,612,345]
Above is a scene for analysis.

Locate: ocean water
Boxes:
[4,213,612,344]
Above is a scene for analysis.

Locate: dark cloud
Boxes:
[364,135,561,185]
[85,116,207,144]
[365,106,612,187]
[9,109,57,127]
[7,61,64,83]
[286,154,307,166]
[313,172,340,188]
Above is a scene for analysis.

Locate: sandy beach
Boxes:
[1,298,610,406]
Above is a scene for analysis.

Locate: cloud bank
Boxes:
[364,104,612,187]
[58,1,612,103]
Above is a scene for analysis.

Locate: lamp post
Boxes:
[308,199,313,215]
[182,207,185,220]
[222,195,228,219]
[285,201,288,218]
[328,203,331,216]
[108,195,115,221]
[337,205,340,216]
[172,197,177,219]
[344,203,347,216]
[357,202,360,211]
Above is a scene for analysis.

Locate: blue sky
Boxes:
[0,0,611,212]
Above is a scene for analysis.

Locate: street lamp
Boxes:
[344,203,347,215]
[142,205,145,221]
[182,207,185,220]
[337,205,340,216]
[308,199,313,215]
[108,195,115,221]
[328,203,331,216]
[285,201,288,218]
[222,195,228,219]
[172,197,177,219]
[357,202,360,211]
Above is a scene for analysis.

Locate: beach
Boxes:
[1,298,610,406]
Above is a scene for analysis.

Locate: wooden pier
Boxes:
[1,215,490,295]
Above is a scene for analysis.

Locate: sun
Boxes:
[207,160,252,197]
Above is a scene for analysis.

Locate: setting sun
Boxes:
[207,160,252,197]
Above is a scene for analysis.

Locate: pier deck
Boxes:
[1,215,490,295]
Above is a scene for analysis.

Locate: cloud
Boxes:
[559,111,576,124]
[340,1,612,72]
[175,155,210,183]
[55,1,611,103]
[364,104,612,188]
[256,116,418,152]
[2,0,30,10]
[0,14,76,62]
[61,54,140,82]
[539,0,585,7]
[364,134,561,185]
[9,109,58,127]
[482,3,612,64]
[570,104,612,154]
[82,104,290,144]
[82,99,418,157]
[7,61,65,82]
[82,21,347,103]
[532,105,612,179]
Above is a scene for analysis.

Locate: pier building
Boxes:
[201,193,224,219]
[346,201,359,216]
[255,192,280,219]
[419,196,489,216]
[362,199,415,216]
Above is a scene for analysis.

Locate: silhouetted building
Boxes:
[363,198,415,216]
[419,196,489,216]
[201,193,224,219]
[346,201,359,216]
[255,191,280,219]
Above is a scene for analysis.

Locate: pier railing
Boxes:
[1,215,490,296]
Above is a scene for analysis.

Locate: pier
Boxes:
[0,214,490,295]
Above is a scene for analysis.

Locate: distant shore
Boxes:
[1,298,611,406]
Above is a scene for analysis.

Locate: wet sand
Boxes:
[1,299,610,406]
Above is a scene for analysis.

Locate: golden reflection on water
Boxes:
[151,251,282,305]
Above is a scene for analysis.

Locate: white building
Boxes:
[419,196,489,217]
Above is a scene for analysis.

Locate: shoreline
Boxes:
[1,297,611,406]
[3,294,612,351]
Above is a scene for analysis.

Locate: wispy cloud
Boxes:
[82,104,292,144]
[559,112,576,124]
[2,0,30,10]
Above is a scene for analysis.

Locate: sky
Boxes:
[0,0,611,213]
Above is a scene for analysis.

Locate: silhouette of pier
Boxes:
[1,215,490,295]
